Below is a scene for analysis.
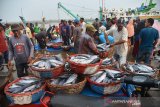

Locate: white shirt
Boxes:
[81,22,86,35]
[99,25,106,34]
[105,24,117,36]
[113,27,128,56]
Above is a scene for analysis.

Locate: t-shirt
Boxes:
[139,27,159,51]
[78,33,99,55]
[34,26,40,34]
[99,33,114,44]
[8,35,34,64]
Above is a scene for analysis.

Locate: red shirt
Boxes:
[0,29,8,53]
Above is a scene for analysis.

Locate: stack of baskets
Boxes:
[4,76,46,105]
[29,54,65,79]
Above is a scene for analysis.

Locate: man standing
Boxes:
[8,24,34,77]
[78,24,99,55]
[0,23,8,70]
[61,20,70,45]
[80,18,86,35]
[109,21,128,66]
[136,18,159,64]
[73,19,82,53]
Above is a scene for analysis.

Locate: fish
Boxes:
[59,73,72,79]
[90,57,100,64]
[58,79,66,85]
[8,81,41,93]
[90,69,122,83]
[51,78,60,85]
[38,61,46,68]
[64,74,78,85]
[95,72,106,83]
[33,61,42,66]
[49,59,63,65]
[23,84,36,92]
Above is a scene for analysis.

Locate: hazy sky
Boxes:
[0,0,159,22]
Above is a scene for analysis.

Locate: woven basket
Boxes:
[4,76,46,105]
[87,68,123,95]
[67,54,102,75]
[46,76,86,94]
[121,62,158,78]
[29,54,65,79]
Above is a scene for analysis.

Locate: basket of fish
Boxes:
[47,73,86,94]
[4,76,45,105]
[46,41,63,49]
[97,43,111,58]
[29,54,65,79]
[67,54,102,75]
[87,69,123,95]
[122,62,158,78]
[100,57,117,69]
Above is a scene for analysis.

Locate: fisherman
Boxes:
[73,19,82,53]
[61,20,70,45]
[26,23,34,45]
[126,19,134,46]
[108,20,128,66]
[78,24,99,55]
[105,18,117,44]
[80,18,86,35]
[136,18,159,64]
[35,28,47,51]
[8,24,34,77]
[0,23,8,70]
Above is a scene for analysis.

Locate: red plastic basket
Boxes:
[67,54,102,75]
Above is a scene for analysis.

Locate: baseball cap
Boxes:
[11,24,20,31]
[74,19,79,23]
[86,24,97,32]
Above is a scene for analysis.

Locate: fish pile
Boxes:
[32,55,64,69]
[124,63,155,75]
[7,77,43,94]
[50,73,78,86]
[97,43,110,52]
[90,69,122,83]
[102,57,115,66]
[70,54,100,64]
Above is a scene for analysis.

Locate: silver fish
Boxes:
[33,61,42,66]
[38,61,46,68]
[59,79,66,85]
[95,72,106,83]
[49,59,63,65]
[64,74,78,85]
[23,84,36,92]
[51,78,60,85]
[45,61,51,69]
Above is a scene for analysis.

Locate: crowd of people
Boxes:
[0,16,159,78]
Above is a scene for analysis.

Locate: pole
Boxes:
[21,8,23,17]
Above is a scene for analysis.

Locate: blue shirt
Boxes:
[139,27,159,51]
[99,33,114,44]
